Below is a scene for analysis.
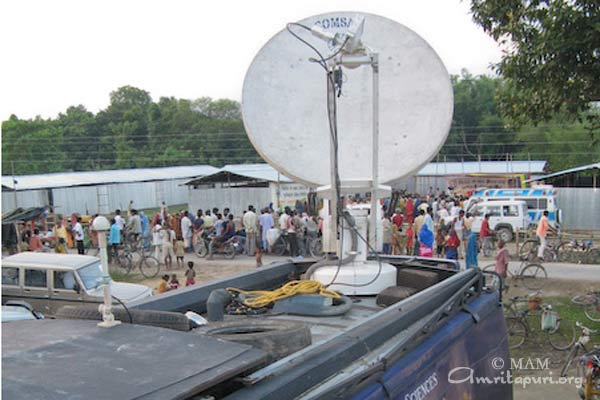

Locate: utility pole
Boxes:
[11,161,17,209]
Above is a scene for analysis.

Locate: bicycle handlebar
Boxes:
[576,321,599,334]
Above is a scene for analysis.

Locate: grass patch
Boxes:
[507,295,600,372]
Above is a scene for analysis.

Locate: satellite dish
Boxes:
[242,11,453,188]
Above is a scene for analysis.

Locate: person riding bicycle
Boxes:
[536,210,557,261]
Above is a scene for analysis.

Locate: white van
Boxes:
[468,200,531,242]
[466,186,560,227]
[2,253,152,316]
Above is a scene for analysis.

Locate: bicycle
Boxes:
[306,235,324,258]
[576,349,600,399]
[560,321,599,377]
[483,259,548,291]
[481,234,496,257]
[120,246,161,278]
[503,294,576,351]
[207,236,237,259]
[572,292,600,322]
[107,244,133,273]
[518,233,569,263]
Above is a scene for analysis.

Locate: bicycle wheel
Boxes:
[572,294,590,305]
[224,243,236,259]
[140,256,160,279]
[483,239,494,257]
[273,236,287,256]
[117,252,133,275]
[560,345,580,377]
[506,317,527,350]
[519,240,538,261]
[547,317,576,351]
[556,242,574,262]
[309,238,323,258]
[584,300,600,322]
[585,248,600,265]
[519,263,547,290]
[196,239,209,258]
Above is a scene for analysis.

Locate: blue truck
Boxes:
[3,256,512,399]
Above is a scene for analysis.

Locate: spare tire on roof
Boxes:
[195,318,311,362]
[55,305,192,332]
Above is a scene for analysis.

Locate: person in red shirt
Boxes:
[28,228,44,252]
[405,197,414,224]
[480,214,493,253]
[392,209,404,230]
[406,224,414,256]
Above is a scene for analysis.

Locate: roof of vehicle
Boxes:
[2,253,99,270]
[1,306,37,322]
[472,199,528,207]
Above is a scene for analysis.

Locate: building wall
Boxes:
[188,186,273,217]
[2,179,191,215]
[556,188,600,231]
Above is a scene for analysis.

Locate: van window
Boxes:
[503,205,519,217]
[2,267,19,286]
[538,199,547,209]
[487,206,501,217]
[24,269,47,288]
[54,271,77,290]
[524,199,538,210]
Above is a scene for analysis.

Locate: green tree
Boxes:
[441,70,516,161]
[470,0,600,126]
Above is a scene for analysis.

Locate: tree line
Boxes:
[3,74,598,176]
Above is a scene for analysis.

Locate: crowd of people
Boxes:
[18,185,558,291]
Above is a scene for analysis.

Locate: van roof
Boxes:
[2,253,99,270]
[474,200,527,206]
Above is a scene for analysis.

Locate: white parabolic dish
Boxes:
[242,11,453,188]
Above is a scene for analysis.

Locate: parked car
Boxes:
[2,253,152,316]
[469,199,531,242]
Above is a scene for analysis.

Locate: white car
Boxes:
[2,253,153,316]
[468,200,531,242]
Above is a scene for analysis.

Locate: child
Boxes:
[495,240,510,279]
[435,228,446,258]
[174,237,185,268]
[185,261,196,286]
[406,224,414,256]
[445,229,460,260]
[169,274,180,290]
[156,274,170,294]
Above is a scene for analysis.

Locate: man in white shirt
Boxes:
[243,205,258,256]
[180,211,193,253]
[114,209,126,241]
[73,217,85,255]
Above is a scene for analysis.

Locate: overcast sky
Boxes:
[0,0,502,121]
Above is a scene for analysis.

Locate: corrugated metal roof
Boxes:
[3,161,549,191]
[417,161,546,176]
[523,162,600,183]
[184,164,293,185]
[2,165,219,191]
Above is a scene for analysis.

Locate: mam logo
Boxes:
[314,16,353,30]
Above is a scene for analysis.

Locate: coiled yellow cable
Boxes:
[227,280,341,309]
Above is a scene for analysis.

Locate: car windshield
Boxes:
[77,262,109,290]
